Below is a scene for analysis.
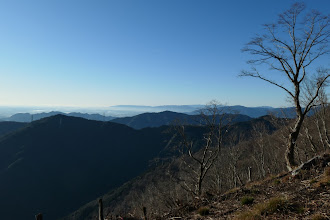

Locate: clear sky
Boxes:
[0,0,329,108]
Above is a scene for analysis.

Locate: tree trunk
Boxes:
[285,115,304,171]
[322,119,330,149]
[198,175,202,196]
[35,213,42,220]
[98,198,103,220]
[143,206,147,220]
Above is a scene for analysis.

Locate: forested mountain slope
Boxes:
[0,115,171,220]
[0,121,27,138]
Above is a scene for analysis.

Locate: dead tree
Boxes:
[241,3,330,171]
[251,123,267,178]
[174,101,227,197]
[99,198,103,220]
[311,88,330,150]
[247,166,252,182]
[228,145,242,188]
[299,84,329,159]
[142,206,147,220]
[35,213,43,220]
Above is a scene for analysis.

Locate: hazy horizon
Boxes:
[0,103,294,118]
[0,103,287,109]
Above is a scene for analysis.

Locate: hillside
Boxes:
[0,121,27,138]
[63,115,285,219]
[67,152,329,220]
[0,115,171,220]
[164,154,330,219]
[65,105,330,219]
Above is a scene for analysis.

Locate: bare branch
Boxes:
[240,69,294,98]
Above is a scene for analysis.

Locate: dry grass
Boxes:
[311,213,328,220]
[245,175,278,189]
[197,206,210,216]
[256,197,287,215]
[235,196,305,219]
[226,187,240,194]
[313,167,330,188]
[234,211,262,220]
[325,167,330,177]
[281,174,291,183]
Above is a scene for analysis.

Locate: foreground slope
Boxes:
[164,154,330,219]
[0,115,170,220]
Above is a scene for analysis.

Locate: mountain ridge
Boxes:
[111,111,252,129]
[0,105,296,121]
[0,115,172,220]
[1,111,115,123]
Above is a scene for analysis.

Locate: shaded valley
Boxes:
[0,115,171,219]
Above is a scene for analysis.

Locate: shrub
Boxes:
[273,179,281,185]
[241,196,255,205]
[235,211,261,220]
[260,197,286,214]
[288,202,304,214]
[197,206,210,216]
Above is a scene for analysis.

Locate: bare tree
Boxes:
[312,88,330,150]
[174,101,227,196]
[228,144,242,188]
[251,123,268,178]
[241,3,330,171]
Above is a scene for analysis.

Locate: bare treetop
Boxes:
[243,3,329,69]
[240,2,329,170]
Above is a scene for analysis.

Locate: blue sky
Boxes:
[0,0,329,108]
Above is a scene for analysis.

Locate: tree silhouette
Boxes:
[241,2,329,171]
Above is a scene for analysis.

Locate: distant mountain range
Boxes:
[1,111,252,130]
[107,105,205,116]
[214,105,296,118]
[1,111,115,123]
[108,105,296,118]
[111,111,252,129]
[0,105,296,124]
